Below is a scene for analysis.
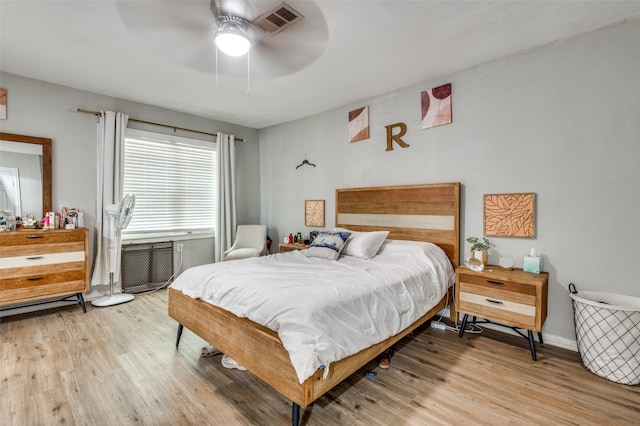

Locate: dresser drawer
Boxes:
[1,269,86,290]
[0,251,85,270]
[0,229,84,246]
[1,282,87,305]
[0,229,85,257]
[1,270,87,304]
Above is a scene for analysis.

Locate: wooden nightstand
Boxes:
[278,243,309,253]
[455,266,548,360]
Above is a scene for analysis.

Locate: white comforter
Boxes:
[170,239,454,383]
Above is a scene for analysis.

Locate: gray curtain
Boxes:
[90,111,129,288]
[214,132,237,262]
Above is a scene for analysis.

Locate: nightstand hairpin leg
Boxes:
[458,314,469,337]
[528,330,537,361]
[458,314,541,361]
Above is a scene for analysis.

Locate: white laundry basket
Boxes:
[569,283,640,385]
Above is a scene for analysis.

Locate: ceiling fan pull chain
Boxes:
[247,49,251,95]
[215,45,219,87]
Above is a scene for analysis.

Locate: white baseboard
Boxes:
[480,321,578,352]
[0,289,113,317]
[0,299,78,317]
[438,307,578,352]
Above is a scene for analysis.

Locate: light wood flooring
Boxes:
[2,289,639,425]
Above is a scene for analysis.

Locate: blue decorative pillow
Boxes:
[305,231,351,260]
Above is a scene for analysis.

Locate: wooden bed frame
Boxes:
[168,182,460,425]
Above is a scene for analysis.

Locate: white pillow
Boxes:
[334,228,389,259]
[305,231,351,260]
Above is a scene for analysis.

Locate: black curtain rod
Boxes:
[74,108,246,142]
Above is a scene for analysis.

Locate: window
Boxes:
[122,129,216,238]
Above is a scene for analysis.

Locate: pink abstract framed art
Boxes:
[348,106,370,142]
[421,83,451,129]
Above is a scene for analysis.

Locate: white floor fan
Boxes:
[92,194,136,307]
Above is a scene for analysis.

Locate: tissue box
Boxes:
[523,256,543,274]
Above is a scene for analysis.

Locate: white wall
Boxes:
[258,18,640,344]
[0,73,261,296]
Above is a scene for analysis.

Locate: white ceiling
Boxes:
[2,1,640,129]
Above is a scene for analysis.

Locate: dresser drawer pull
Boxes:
[26,256,44,260]
[26,277,44,281]
[487,280,504,286]
[26,235,43,239]
[486,298,504,305]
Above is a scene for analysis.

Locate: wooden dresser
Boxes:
[0,227,89,312]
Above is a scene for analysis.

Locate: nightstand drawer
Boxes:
[458,274,536,299]
[458,278,536,306]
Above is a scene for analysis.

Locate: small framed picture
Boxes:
[305,200,325,227]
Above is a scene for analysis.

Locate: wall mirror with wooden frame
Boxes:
[0,132,52,219]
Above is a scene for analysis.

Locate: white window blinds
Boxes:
[122,129,216,236]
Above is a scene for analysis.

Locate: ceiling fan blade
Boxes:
[116,0,213,61]
[116,0,212,34]
[251,13,328,77]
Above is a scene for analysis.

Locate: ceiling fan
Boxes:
[211,0,301,56]
[115,0,329,79]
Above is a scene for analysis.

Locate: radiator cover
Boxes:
[121,241,174,293]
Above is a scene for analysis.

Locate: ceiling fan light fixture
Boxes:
[214,21,251,57]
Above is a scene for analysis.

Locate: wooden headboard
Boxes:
[335,182,460,266]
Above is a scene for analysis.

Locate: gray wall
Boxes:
[0,72,261,294]
[3,18,638,345]
[258,18,640,347]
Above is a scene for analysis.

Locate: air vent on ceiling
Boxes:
[254,2,304,35]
